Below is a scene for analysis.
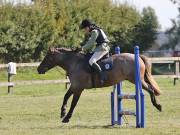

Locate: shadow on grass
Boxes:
[58,124,136,129]
[0,123,136,130]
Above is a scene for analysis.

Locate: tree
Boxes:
[110,6,159,53]
[0,4,54,62]
[0,0,160,62]
[162,0,180,50]
[133,7,159,52]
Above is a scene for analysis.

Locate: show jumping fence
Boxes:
[111,46,145,128]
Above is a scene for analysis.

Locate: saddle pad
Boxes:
[99,57,113,71]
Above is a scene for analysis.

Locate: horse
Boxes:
[37,47,162,123]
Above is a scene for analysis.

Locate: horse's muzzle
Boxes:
[38,70,45,74]
[37,66,46,74]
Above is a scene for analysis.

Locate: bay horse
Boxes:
[37,47,162,123]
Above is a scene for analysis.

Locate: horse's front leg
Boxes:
[62,91,82,123]
[61,88,73,118]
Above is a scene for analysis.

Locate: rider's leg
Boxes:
[89,51,108,84]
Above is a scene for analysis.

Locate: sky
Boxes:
[5,0,180,31]
[115,0,179,31]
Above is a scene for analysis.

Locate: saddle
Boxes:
[85,53,113,72]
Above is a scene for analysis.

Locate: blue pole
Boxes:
[140,92,145,128]
[115,46,120,54]
[137,54,145,128]
[115,47,122,125]
[117,82,122,125]
[134,46,141,128]
[111,92,115,125]
[134,46,145,128]
[137,53,145,128]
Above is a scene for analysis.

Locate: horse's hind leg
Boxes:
[141,80,162,112]
[61,88,73,118]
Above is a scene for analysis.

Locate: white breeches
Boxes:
[89,50,108,66]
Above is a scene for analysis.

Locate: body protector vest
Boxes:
[93,28,109,46]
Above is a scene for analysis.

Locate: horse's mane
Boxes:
[56,47,73,52]
[49,46,82,54]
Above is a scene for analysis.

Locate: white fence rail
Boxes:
[0,62,40,68]
[149,57,180,85]
[0,62,69,93]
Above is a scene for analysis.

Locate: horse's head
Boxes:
[37,47,59,74]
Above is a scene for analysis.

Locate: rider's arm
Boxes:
[82,30,98,52]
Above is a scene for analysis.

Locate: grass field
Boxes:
[0,77,179,135]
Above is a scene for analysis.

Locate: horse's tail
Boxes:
[140,55,162,96]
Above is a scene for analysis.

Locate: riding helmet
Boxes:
[79,19,93,29]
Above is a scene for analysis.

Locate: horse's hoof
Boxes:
[61,111,66,118]
[62,117,69,123]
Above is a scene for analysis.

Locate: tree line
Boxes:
[0,0,159,62]
[162,0,180,51]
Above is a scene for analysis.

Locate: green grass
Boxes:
[0,78,179,135]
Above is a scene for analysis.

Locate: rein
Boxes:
[55,66,66,76]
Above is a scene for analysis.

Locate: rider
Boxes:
[79,19,110,84]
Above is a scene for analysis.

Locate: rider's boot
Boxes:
[91,63,107,85]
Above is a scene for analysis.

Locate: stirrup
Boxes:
[100,79,104,85]
[99,72,107,85]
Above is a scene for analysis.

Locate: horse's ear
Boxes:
[48,47,54,53]
[49,47,59,54]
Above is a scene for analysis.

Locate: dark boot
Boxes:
[92,63,107,84]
